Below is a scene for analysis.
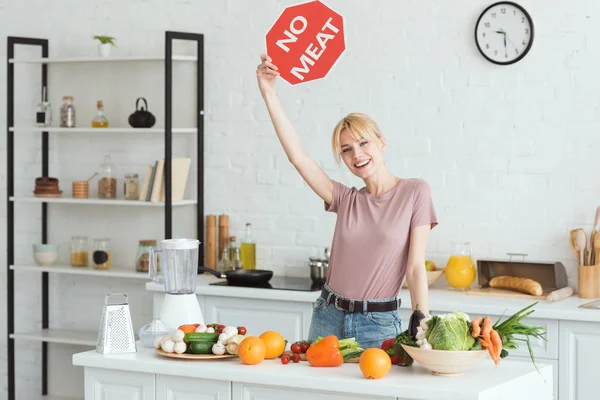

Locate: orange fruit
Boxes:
[359,348,392,379]
[259,331,286,359]
[238,336,266,365]
[177,324,196,335]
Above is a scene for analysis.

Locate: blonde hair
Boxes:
[331,113,384,164]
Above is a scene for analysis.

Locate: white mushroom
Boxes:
[171,330,185,343]
[161,339,175,353]
[174,341,187,354]
[212,342,226,355]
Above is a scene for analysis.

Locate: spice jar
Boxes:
[70,236,88,267]
[92,238,111,270]
[60,96,76,128]
[135,240,158,272]
[98,154,117,199]
[124,173,139,200]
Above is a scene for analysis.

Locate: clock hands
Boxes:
[495,29,508,57]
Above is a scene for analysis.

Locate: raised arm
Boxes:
[256,54,333,205]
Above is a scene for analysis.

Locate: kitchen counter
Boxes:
[72,346,553,400]
[146,275,600,322]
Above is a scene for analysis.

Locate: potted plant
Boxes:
[93,35,116,57]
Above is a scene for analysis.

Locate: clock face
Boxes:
[475,2,534,65]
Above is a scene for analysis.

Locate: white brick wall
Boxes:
[1,0,599,398]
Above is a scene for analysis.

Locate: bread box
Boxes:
[469,253,568,299]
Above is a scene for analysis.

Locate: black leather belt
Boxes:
[320,287,401,313]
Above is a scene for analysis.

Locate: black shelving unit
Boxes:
[6,31,204,400]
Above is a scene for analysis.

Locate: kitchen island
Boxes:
[72,345,553,400]
[146,275,600,399]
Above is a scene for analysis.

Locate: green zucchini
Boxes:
[189,341,215,354]
[184,332,220,343]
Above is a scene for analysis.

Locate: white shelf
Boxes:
[36,396,82,400]
[9,126,197,134]
[10,264,150,280]
[10,197,197,207]
[10,329,97,347]
[9,55,197,64]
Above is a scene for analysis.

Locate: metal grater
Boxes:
[96,293,137,355]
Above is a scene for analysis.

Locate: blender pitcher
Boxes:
[149,238,199,294]
[149,238,204,328]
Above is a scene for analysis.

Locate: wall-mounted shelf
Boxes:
[10,197,197,207]
[6,31,205,400]
[9,127,197,134]
[10,265,150,280]
[9,55,197,64]
[10,329,96,347]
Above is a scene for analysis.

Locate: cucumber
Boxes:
[189,341,214,354]
[184,332,220,343]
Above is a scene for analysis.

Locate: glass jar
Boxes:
[124,173,139,200]
[135,240,158,272]
[444,242,476,290]
[60,96,76,128]
[70,236,89,267]
[92,238,112,270]
[98,154,117,199]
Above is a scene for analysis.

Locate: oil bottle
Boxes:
[241,223,256,270]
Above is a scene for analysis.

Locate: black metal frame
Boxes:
[6,31,204,400]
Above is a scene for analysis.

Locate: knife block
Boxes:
[578,263,600,299]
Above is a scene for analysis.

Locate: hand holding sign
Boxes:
[265,0,346,86]
[256,54,280,97]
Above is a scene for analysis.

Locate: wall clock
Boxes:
[475,1,534,65]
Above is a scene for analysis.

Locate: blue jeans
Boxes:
[308,284,402,349]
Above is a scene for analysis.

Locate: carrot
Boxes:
[490,329,503,359]
[471,317,483,338]
[481,316,493,338]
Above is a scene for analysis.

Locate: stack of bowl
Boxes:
[33,177,62,197]
[33,244,59,266]
[72,180,89,199]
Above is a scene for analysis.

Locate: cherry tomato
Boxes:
[238,326,247,335]
[281,354,290,365]
[291,353,301,363]
[300,343,310,353]
[290,343,301,354]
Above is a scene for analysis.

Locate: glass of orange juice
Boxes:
[444,242,476,290]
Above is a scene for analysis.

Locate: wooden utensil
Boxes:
[575,229,588,266]
[569,230,580,258]
[594,233,600,267]
[591,206,600,265]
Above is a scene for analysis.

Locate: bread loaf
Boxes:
[489,276,543,296]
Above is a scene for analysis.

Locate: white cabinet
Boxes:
[156,375,230,400]
[232,382,394,400]
[85,367,155,400]
[559,320,600,400]
[203,296,314,342]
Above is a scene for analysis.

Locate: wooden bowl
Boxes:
[401,345,487,376]
[402,270,444,289]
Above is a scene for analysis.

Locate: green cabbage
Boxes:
[425,315,475,351]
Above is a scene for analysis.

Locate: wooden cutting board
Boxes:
[467,287,550,300]
[282,351,360,363]
[155,349,237,360]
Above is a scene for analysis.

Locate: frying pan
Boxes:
[198,267,273,286]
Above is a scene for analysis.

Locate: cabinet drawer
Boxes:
[398,309,558,359]
[156,374,230,400]
[233,382,394,400]
[85,367,155,400]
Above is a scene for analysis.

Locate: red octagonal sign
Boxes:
[266,0,346,85]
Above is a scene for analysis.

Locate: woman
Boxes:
[256,54,438,349]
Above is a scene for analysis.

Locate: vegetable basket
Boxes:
[401,345,487,376]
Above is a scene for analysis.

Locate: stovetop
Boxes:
[210,276,323,292]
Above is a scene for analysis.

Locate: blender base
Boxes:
[159,293,204,330]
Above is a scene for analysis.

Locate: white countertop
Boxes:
[73,346,553,400]
[146,275,600,322]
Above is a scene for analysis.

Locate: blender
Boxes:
[149,238,204,329]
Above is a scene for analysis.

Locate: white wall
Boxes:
[1,0,599,398]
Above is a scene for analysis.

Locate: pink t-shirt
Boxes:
[324,178,438,300]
